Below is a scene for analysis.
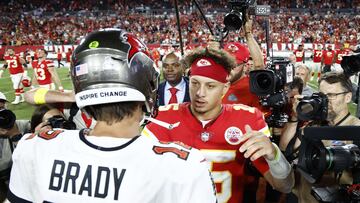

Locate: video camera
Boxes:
[224,0,255,31]
[249,60,295,127]
[296,92,328,121]
[0,109,16,130]
[341,52,360,77]
[297,126,360,203]
[224,0,271,32]
[48,115,76,130]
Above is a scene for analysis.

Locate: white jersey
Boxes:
[9,129,217,203]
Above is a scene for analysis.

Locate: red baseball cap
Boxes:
[224,42,250,64]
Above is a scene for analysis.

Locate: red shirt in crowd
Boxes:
[222,76,262,110]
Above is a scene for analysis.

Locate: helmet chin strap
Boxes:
[144,116,180,130]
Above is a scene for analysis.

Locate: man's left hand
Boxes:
[239,125,276,161]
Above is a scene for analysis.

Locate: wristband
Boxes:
[265,143,292,179]
[288,120,298,123]
[34,88,49,104]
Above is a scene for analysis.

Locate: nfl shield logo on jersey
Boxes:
[201,131,211,142]
[224,127,243,145]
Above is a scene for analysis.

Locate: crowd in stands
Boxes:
[0,0,359,46]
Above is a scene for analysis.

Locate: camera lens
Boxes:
[224,11,243,31]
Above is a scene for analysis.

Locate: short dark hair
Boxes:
[85,102,143,125]
[289,77,304,94]
[184,47,236,74]
[30,104,57,132]
[319,72,353,92]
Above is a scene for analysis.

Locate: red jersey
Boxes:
[294,50,305,62]
[3,55,24,75]
[222,76,262,109]
[57,52,62,60]
[32,59,54,85]
[313,50,323,63]
[66,51,72,63]
[322,50,335,65]
[335,49,349,64]
[143,103,270,203]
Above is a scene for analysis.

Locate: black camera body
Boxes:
[250,60,294,96]
[297,92,328,121]
[0,109,16,130]
[224,0,256,31]
[341,52,360,77]
[48,115,76,130]
[249,60,295,128]
[297,126,360,202]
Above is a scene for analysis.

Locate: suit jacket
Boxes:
[157,77,190,106]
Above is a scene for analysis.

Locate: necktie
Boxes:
[168,87,179,104]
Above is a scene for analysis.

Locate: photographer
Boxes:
[24,88,96,129]
[280,72,360,203]
[222,17,265,109]
[30,104,76,133]
[0,108,30,201]
[295,64,314,96]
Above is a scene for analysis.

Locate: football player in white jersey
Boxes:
[8,29,217,203]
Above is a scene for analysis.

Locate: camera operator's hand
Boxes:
[290,94,304,119]
[34,121,52,134]
[239,125,277,161]
[244,16,253,35]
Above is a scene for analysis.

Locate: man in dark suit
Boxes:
[158,52,190,106]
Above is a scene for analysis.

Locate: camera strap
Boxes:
[68,103,79,123]
[334,112,351,126]
[284,123,302,162]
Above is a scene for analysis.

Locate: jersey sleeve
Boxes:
[141,111,172,142]
[156,145,217,203]
[8,135,36,202]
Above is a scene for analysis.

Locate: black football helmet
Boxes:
[71,28,159,115]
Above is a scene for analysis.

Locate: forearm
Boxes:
[25,88,75,104]
[245,33,264,69]
[50,69,63,88]
[279,118,298,151]
[265,144,295,193]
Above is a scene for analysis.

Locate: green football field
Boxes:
[0,65,358,120]
[0,67,73,120]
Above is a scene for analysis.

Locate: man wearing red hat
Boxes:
[143,47,294,203]
[222,20,265,110]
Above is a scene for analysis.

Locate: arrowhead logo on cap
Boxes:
[197,59,212,67]
[227,44,239,52]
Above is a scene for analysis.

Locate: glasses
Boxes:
[324,92,350,99]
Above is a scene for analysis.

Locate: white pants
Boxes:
[10,73,23,90]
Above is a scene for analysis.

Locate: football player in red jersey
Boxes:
[1,48,27,104]
[293,44,305,64]
[56,48,64,68]
[311,44,323,81]
[333,44,349,72]
[321,45,335,73]
[143,47,294,203]
[31,49,63,91]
